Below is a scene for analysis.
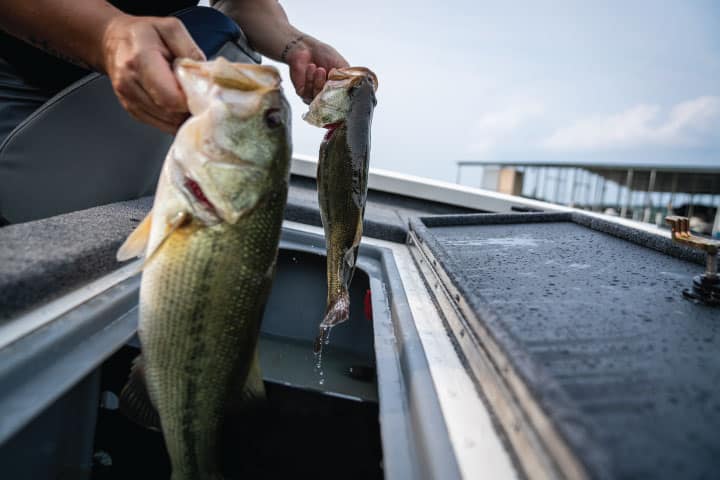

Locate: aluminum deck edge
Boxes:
[406,220,595,480]
[285,221,518,480]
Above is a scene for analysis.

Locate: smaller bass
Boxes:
[304,67,378,349]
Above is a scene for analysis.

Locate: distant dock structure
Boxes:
[456,160,720,237]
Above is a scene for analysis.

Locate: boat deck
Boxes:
[1,159,719,479]
[410,212,718,479]
[0,174,475,321]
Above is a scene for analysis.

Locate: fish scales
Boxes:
[141,193,285,479]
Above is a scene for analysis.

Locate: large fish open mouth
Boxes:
[323,121,344,141]
[171,161,221,224]
[183,176,218,217]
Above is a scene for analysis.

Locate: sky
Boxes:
[266,0,720,184]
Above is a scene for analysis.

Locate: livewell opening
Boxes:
[91,247,382,479]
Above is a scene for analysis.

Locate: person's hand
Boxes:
[101,15,206,133]
[285,37,349,104]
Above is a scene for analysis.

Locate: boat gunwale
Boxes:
[0,222,466,480]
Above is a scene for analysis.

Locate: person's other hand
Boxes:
[285,37,349,104]
[101,15,206,133]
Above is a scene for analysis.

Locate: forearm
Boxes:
[211,0,305,61]
[0,0,124,71]
[214,0,348,102]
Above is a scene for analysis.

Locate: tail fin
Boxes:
[320,289,350,328]
[314,290,350,353]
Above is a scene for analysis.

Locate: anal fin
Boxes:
[241,346,266,403]
[120,348,266,432]
[226,345,267,420]
[119,355,161,432]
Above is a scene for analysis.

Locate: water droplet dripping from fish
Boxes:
[313,350,325,386]
[313,325,332,354]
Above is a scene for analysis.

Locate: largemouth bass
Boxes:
[116,58,291,480]
[303,67,377,350]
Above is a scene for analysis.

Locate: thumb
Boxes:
[155,17,206,61]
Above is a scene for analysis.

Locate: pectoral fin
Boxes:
[117,211,192,269]
[117,211,153,261]
[141,211,192,268]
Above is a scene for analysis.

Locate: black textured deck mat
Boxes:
[411,212,719,479]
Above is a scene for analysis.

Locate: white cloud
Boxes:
[466,101,545,156]
[542,96,720,151]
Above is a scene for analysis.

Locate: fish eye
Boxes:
[264,108,283,128]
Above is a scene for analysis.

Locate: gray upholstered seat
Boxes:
[0,38,259,224]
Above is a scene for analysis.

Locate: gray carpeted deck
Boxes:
[0,175,473,321]
[413,212,720,479]
[0,197,152,321]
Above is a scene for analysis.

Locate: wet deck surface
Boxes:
[415,213,720,479]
